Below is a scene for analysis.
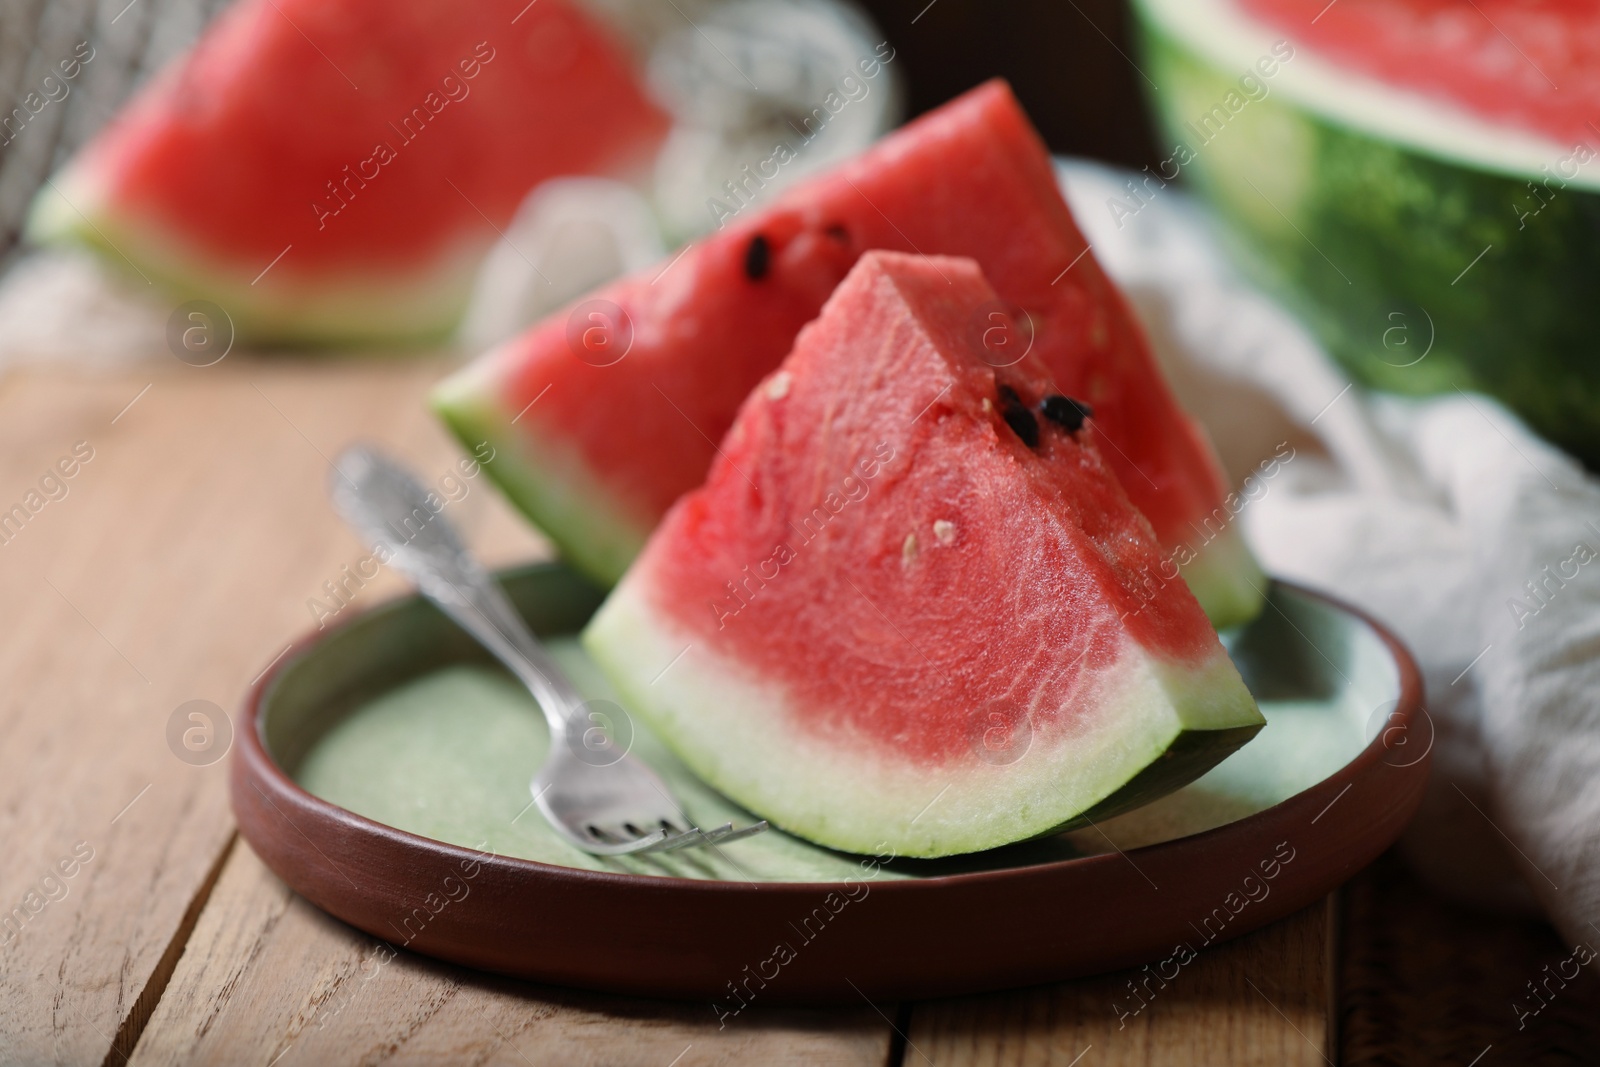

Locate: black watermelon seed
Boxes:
[744,234,770,280]
[1040,394,1092,433]
[997,384,1039,448]
[824,224,849,242]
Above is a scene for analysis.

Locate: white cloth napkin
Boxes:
[1059,159,1600,949]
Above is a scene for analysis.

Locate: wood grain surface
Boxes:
[909,901,1334,1067]
[1340,853,1600,1067]
[129,842,894,1067]
[0,362,1337,1065]
[0,359,546,1065]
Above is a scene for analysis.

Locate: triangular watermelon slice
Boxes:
[26,0,668,346]
[435,79,1266,627]
[583,251,1264,858]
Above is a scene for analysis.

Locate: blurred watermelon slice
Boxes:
[26,0,668,346]
[437,80,1266,626]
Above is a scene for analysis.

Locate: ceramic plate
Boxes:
[233,563,1427,1004]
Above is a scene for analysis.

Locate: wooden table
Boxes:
[3,359,1593,1066]
[0,0,1327,1053]
[5,0,1600,1058]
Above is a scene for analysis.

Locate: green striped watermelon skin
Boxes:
[1134,2,1600,465]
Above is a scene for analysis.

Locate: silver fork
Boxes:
[330,445,767,857]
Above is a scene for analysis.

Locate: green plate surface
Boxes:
[276,564,1396,883]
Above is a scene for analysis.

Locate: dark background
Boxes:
[859,0,1160,166]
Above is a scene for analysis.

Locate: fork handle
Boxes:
[331,446,585,738]
[410,557,587,739]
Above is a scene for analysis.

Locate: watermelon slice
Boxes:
[1133,0,1600,464]
[26,0,668,346]
[583,251,1264,858]
[434,80,1266,627]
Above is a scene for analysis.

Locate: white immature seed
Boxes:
[933,519,956,545]
[765,371,791,400]
[902,533,918,565]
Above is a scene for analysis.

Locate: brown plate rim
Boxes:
[234,565,1425,894]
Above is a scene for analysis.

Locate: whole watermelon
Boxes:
[1133,0,1600,465]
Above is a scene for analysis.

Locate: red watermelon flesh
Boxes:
[1240,0,1598,146]
[26,0,668,345]
[582,251,1263,857]
[436,79,1264,627]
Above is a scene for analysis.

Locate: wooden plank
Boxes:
[130,842,892,1066]
[0,361,549,1065]
[1341,852,1600,1066]
[906,899,1334,1067]
[0,359,883,1064]
[2,359,1339,1064]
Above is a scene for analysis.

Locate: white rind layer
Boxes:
[583,576,1263,858]
[27,163,483,345]
[1137,0,1600,190]
[1177,521,1266,631]
[431,353,649,584]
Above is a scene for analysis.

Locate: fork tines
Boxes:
[585,820,769,856]
[700,821,769,847]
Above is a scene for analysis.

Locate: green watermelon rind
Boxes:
[438,348,1272,623]
[1132,0,1600,465]
[430,281,1272,627]
[583,582,1264,858]
[1172,522,1265,631]
[28,165,474,347]
[431,368,645,582]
